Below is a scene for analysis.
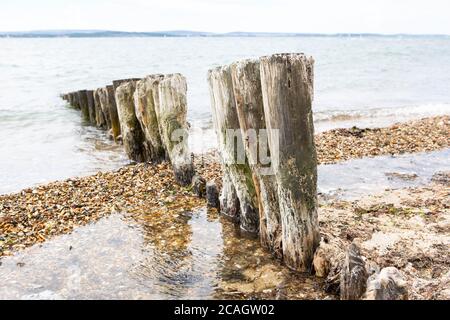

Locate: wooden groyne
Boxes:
[60,54,413,299]
[61,74,194,186]
[208,53,319,272]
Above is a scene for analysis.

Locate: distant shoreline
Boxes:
[1,30,450,38]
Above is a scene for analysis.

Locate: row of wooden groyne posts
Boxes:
[62,53,406,300]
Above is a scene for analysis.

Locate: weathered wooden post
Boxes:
[98,87,112,131]
[157,74,195,186]
[86,90,96,125]
[260,53,319,271]
[115,80,148,163]
[77,90,90,121]
[69,92,76,107]
[219,171,241,221]
[231,59,282,256]
[208,66,259,234]
[93,89,107,129]
[106,85,122,141]
[134,75,167,163]
[341,244,368,300]
[67,93,72,105]
[72,92,81,110]
[113,78,141,91]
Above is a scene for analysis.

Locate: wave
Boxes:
[314,103,450,123]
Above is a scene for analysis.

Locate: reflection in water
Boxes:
[0,209,325,300]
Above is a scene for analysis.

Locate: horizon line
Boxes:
[0,29,449,37]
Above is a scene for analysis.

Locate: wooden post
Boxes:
[260,53,319,271]
[208,66,259,234]
[220,170,241,221]
[157,74,195,186]
[69,93,76,107]
[231,59,282,257]
[115,80,148,162]
[134,75,167,163]
[93,89,107,129]
[86,90,96,125]
[98,88,112,132]
[72,92,81,110]
[106,85,122,141]
[113,78,141,91]
[341,244,368,300]
[77,90,90,121]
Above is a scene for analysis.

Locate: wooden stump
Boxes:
[231,59,282,257]
[115,80,148,162]
[106,85,121,141]
[134,75,167,163]
[219,170,241,221]
[86,90,96,125]
[260,53,319,271]
[340,244,368,300]
[93,89,107,129]
[208,66,259,234]
[157,74,195,186]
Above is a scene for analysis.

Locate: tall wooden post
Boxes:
[86,90,96,125]
[231,59,282,257]
[93,89,107,129]
[77,90,90,122]
[208,66,259,234]
[157,74,194,186]
[260,53,319,271]
[106,85,121,141]
[98,87,112,131]
[115,80,148,163]
[134,75,167,163]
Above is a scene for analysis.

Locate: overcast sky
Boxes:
[1,0,449,34]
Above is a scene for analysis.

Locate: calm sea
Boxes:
[1,37,449,194]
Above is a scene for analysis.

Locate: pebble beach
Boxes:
[1,115,448,258]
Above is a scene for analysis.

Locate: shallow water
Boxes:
[1,37,450,194]
[0,210,324,300]
[319,148,450,199]
[0,149,447,300]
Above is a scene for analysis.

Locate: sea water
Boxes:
[1,36,449,194]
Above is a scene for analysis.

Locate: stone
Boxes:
[206,181,220,209]
[192,175,207,198]
[313,237,345,278]
[364,267,408,300]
